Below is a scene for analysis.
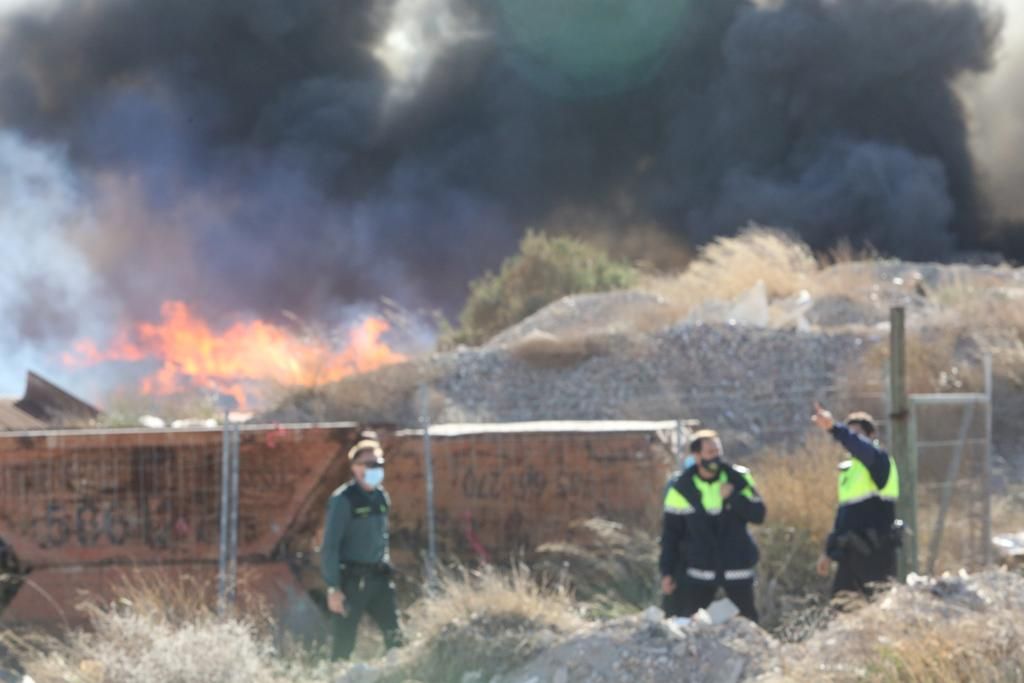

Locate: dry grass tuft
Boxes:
[780,571,1024,682]
[24,615,281,683]
[753,431,839,540]
[816,238,881,268]
[867,618,1024,683]
[531,518,658,616]
[380,564,584,683]
[644,227,818,317]
[7,570,318,683]
[409,564,583,638]
[749,432,839,629]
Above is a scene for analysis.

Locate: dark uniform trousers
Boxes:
[332,568,402,660]
[684,580,758,623]
[832,545,897,597]
[661,571,688,618]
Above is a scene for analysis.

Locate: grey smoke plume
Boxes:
[966,0,1024,225]
[0,0,1017,368]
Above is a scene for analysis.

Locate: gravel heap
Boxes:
[266,259,1024,455]
[496,609,780,683]
[271,323,877,453]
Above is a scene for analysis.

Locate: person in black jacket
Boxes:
[659,429,766,622]
[812,404,901,596]
[659,455,694,618]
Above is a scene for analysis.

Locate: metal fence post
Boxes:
[227,422,240,605]
[419,388,438,588]
[983,354,994,566]
[890,307,917,577]
[218,412,230,614]
[674,419,683,467]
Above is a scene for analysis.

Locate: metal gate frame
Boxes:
[905,356,993,574]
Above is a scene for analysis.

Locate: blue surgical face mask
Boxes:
[682,455,697,470]
[363,466,385,488]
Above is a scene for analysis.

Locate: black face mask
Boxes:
[702,457,723,473]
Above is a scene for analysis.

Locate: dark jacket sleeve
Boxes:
[724,467,766,525]
[725,488,766,525]
[825,507,845,560]
[320,493,351,589]
[830,424,890,488]
[659,511,687,577]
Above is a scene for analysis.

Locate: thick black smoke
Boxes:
[0,0,1010,338]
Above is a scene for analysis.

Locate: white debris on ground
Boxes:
[492,603,779,683]
[993,532,1024,566]
[486,292,674,349]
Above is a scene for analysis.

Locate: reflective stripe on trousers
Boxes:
[686,568,716,581]
[724,568,756,581]
[686,567,756,581]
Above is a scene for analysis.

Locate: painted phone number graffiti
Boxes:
[21,498,236,551]
[461,466,548,502]
[459,464,599,503]
[28,500,137,548]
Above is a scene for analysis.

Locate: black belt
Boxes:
[340,561,391,577]
[837,522,903,557]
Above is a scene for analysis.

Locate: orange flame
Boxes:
[63,301,405,409]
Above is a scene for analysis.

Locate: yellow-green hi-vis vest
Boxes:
[664,468,760,516]
[837,453,899,507]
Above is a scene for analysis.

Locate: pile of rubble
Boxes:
[332,569,1024,683]
[494,604,779,683]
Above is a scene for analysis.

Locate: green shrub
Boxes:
[446,230,638,346]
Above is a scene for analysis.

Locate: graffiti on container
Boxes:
[2,442,307,552]
[460,463,548,502]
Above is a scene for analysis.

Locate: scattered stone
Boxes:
[992,532,1024,566]
[642,606,665,623]
[334,662,382,683]
[494,612,779,683]
[705,597,740,625]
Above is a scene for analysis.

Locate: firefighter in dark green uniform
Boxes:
[812,403,902,596]
[320,438,402,660]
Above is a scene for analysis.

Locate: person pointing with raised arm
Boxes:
[812,403,902,595]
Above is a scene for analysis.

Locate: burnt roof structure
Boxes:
[0,372,101,431]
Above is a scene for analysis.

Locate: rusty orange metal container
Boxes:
[0,420,675,628]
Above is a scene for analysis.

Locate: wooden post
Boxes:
[890,307,917,576]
